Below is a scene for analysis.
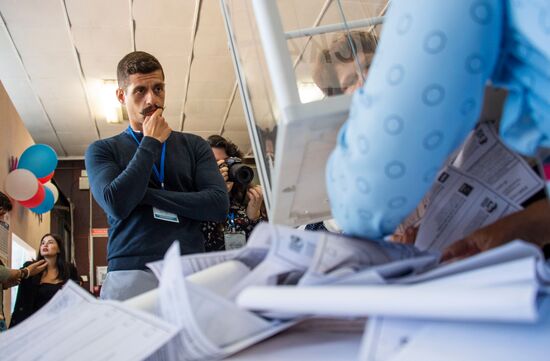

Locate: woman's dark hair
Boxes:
[36,233,72,282]
[0,191,13,212]
[207,135,249,205]
[207,135,243,158]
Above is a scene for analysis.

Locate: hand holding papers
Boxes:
[396,122,544,251]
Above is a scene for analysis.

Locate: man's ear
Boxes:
[116,88,125,105]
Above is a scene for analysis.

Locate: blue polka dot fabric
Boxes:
[326,0,550,239]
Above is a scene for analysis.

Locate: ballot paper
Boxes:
[413,166,522,251]
[298,231,437,286]
[237,241,550,323]
[147,222,274,278]
[0,282,178,361]
[452,121,544,203]
[145,242,295,361]
[396,121,543,237]
[361,296,550,361]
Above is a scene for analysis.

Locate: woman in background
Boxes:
[10,233,78,327]
[203,135,265,251]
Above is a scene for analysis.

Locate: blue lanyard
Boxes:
[126,126,166,189]
[228,212,236,230]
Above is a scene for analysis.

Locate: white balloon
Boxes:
[44,182,59,203]
[4,169,38,201]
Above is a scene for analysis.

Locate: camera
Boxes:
[223,157,254,185]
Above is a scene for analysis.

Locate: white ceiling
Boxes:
[0,0,386,157]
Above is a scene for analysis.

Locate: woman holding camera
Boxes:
[203,135,265,251]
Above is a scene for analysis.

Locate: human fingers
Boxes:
[402,226,418,245]
[442,238,478,262]
[248,187,261,202]
[27,260,48,276]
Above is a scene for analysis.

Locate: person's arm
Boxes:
[85,137,160,220]
[85,109,171,221]
[142,138,229,222]
[326,0,503,239]
[443,199,550,260]
[0,265,16,283]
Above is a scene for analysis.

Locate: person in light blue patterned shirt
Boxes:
[327,0,550,244]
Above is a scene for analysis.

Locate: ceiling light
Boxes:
[101,80,123,124]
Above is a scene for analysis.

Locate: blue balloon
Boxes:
[18,144,58,178]
[31,187,55,214]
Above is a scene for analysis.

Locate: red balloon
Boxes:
[38,171,54,184]
[19,182,45,208]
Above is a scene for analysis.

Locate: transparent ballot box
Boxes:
[220,0,387,226]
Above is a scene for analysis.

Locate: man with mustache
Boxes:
[85,51,229,300]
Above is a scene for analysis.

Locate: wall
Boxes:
[0,81,51,249]
[0,81,50,319]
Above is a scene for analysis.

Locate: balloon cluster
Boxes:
[4,144,59,214]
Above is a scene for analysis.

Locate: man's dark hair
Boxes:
[0,191,13,212]
[117,51,164,88]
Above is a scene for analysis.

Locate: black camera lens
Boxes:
[229,163,254,185]
[225,157,254,185]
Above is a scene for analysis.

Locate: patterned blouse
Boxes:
[202,199,265,252]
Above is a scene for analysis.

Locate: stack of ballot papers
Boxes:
[0,223,438,361]
[237,238,550,361]
[396,121,544,252]
[2,221,548,360]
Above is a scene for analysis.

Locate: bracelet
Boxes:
[20,268,29,279]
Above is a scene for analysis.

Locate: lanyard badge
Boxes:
[225,212,246,249]
[127,126,166,189]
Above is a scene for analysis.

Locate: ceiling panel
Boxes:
[185,99,228,121]
[99,126,128,140]
[222,130,251,154]
[183,116,221,133]
[197,0,225,30]
[32,132,61,146]
[132,0,196,26]
[65,0,129,26]
[56,131,97,146]
[189,55,234,83]
[186,79,235,101]
[0,0,65,27]
[228,92,245,118]
[164,115,181,130]
[44,97,94,131]
[224,116,248,132]
[31,77,86,102]
[21,54,82,79]
[63,144,90,155]
[8,26,75,60]
[194,31,230,57]
[71,26,132,55]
